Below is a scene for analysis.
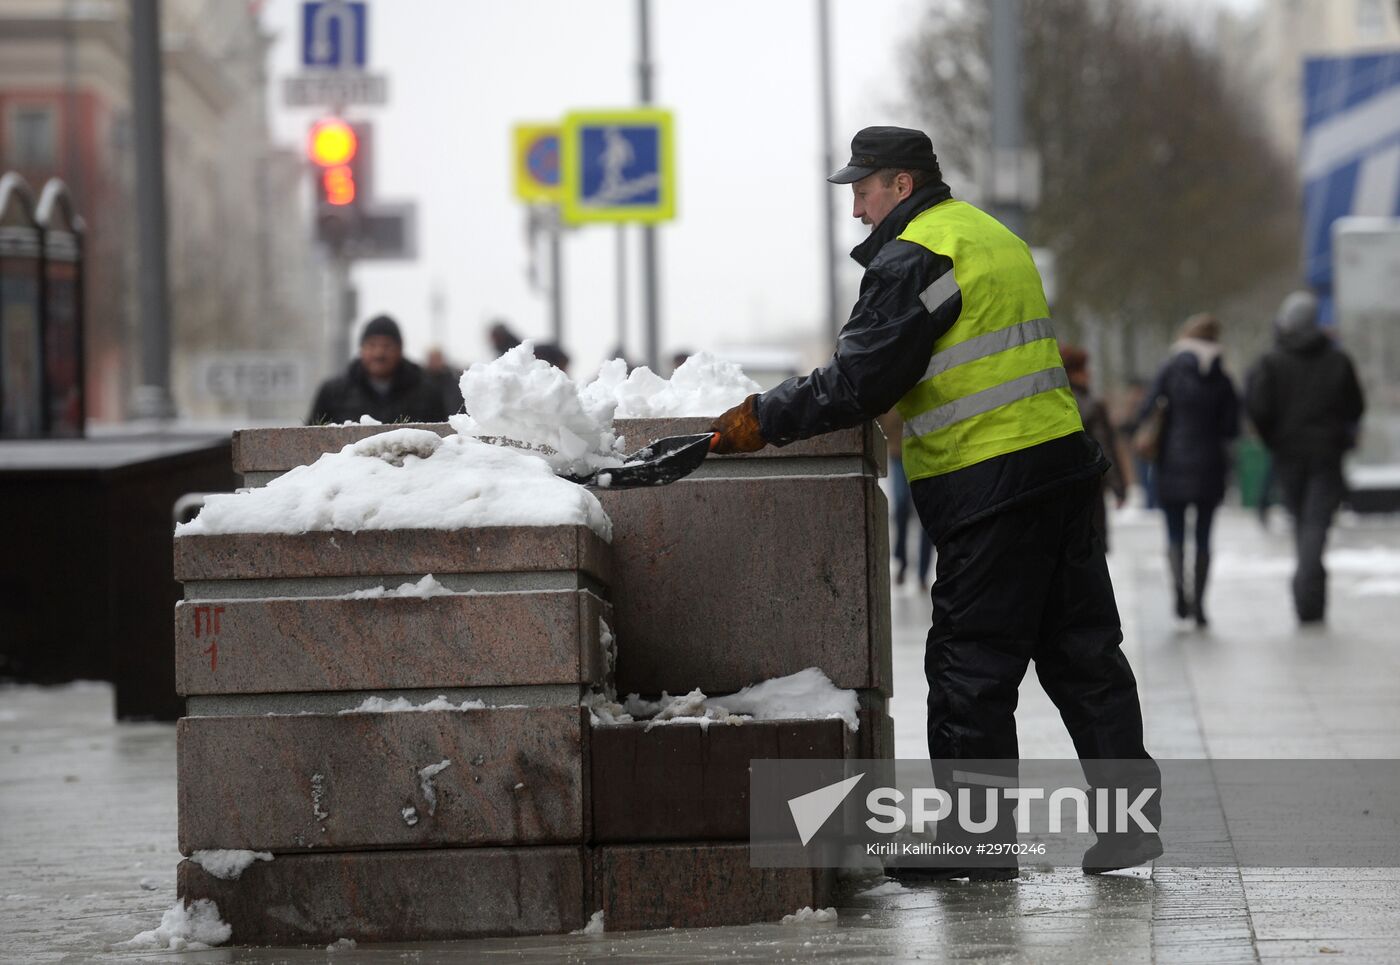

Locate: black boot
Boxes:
[1193,550,1211,627]
[1168,546,1189,619]
[1083,831,1163,875]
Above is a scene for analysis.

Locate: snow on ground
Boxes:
[123,899,231,950]
[584,668,860,732]
[189,849,272,880]
[176,429,611,541]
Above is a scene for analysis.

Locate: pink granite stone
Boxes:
[590,843,834,931]
[600,475,890,696]
[174,590,610,695]
[178,846,587,944]
[590,719,853,842]
[177,707,587,853]
[173,525,612,585]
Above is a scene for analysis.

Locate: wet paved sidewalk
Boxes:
[4,506,1400,963]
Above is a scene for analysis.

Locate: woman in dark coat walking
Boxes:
[1140,313,1240,626]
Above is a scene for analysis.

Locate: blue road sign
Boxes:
[561,110,675,224]
[302,1,367,70]
[1300,53,1400,320]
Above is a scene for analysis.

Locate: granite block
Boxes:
[590,718,852,842]
[177,707,587,853]
[601,475,890,697]
[173,525,612,586]
[174,590,610,695]
[614,418,886,476]
[590,843,833,931]
[178,846,587,944]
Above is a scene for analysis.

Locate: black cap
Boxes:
[360,314,402,346]
[828,126,940,184]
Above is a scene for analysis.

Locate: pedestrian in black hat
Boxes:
[307,314,450,425]
[711,125,1160,879]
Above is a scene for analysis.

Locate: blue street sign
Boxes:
[561,110,676,224]
[1300,53,1400,320]
[301,1,367,70]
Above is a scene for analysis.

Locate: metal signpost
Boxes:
[514,124,566,344]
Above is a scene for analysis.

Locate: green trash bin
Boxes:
[1236,437,1270,508]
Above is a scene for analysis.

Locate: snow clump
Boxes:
[584,668,860,732]
[456,342,625,475]
[346,575,454,599]
[580,351,759,419]
[342,695,487,714]
[189,849,272,880]
[124,899,231,950]
[571,910,605,935]
[781,906,838,924]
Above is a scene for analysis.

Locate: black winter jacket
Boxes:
[1141,341,1239,506]
[1245,328,1364,463]
[753,181,1105,542]
[307,359,450,425]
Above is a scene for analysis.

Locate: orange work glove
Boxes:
[709,394,767,454]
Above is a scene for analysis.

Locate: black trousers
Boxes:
[1274,455,1346,621]
[916,478,1156,774]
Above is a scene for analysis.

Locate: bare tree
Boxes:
[902,0,1299,381]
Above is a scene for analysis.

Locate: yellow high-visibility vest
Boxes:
[895,200,1083,481]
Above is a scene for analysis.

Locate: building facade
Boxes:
[0,0,321,424]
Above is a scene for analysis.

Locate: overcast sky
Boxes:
[260,0,1261,378]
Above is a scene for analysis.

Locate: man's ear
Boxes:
[898,171,914,198]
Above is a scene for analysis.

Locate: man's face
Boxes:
[851,171,911,230]
[360,335,402,380]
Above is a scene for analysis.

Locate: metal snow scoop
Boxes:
[562,432,718,490]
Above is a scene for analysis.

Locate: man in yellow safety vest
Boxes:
[711,127,1160,879]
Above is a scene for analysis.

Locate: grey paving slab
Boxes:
[7,506,1400,963]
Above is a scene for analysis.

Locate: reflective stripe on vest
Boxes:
[894,200,1082,481]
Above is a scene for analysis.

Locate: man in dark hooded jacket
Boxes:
[308,315,450,426]
[1245,291,1364,623]
[710,127,1160,878]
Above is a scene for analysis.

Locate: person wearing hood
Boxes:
[1245,291,1364,624]
[709,127,1160,879]
[1139,313,1240,627]
[307,315,450,425]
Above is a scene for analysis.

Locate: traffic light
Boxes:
[307,117,370,248]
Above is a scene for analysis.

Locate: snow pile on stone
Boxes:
[452,344,759,470]
[327,938,357,951]
[341,694,488,714]
[781,906,838,924]
[176,428,611,541]
[190,849,272,880]
[580,351,759,419]
[346,575,454,599]
[585,668,859,732]
[456,342,625,475]
[123,899,231,950]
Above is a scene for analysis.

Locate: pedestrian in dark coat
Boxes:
[307,315,450,425]
[1245,291,1365,623]
[1140,313,1240,626]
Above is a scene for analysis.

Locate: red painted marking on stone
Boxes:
[193,605,209,637]
[213,606,224,635]
[203,639,218,673]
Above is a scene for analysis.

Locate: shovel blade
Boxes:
[582,432,716,489]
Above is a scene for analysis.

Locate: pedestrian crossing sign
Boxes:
[560,109,676,225]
